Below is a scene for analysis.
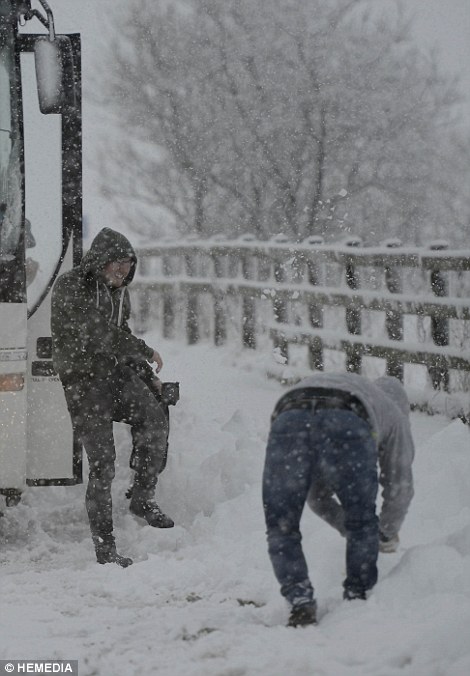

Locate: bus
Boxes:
[0,0,82,506]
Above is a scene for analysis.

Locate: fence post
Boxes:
[134,254,150,334]
[239,235,257,349]
[344,237,362,373]
[134,286,150,335]
[212,248,227,346]
[271,234,289,362]
[383,238,404,380]
[138,252,150,278]
[185,249,199,344]
[428,240,449,390]
[304,235,324,370]
[162,252,175,339]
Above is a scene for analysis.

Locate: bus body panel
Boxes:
[0,302,27,488]
[26,238,74,483]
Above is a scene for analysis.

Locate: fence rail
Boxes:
[132,235,470,402]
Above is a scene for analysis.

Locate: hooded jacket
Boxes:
[51,228,154,383]
[278,372,415,539]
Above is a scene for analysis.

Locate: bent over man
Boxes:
[51,227,174,567]
[262,372,415,627]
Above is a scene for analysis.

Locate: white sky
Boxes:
[407,0,470,126]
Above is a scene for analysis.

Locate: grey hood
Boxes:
[374,376,410,416]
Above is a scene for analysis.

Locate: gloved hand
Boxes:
[379,531,399,553]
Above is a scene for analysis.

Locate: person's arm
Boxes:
[53,275,159,364]
[307,482,346,536]
[119,288,163,371]
[378,416,415,542]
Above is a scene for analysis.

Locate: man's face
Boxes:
[102,258,132,287]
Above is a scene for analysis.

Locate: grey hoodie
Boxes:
[282,372,415,539]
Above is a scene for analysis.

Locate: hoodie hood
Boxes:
[80,228,137,284]
[374,376,410,416]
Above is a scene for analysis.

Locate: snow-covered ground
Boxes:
[1,337,470,676]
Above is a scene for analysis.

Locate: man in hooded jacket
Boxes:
[262,372,415,627]
[51,227,174,567]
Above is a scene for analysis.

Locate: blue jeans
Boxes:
[262,408,378,605]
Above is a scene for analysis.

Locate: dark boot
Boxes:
[92,534,133,568]
[129,488,174,528]
[287,602,318,627]
[343,588,367,601]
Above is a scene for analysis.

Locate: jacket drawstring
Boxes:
[96,279,124,326]
[117,289,125,327]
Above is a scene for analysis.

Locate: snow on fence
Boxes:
[132,234,470,411]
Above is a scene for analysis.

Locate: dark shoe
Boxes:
[343,588,366,601]
[93,535,133,568]
[129,499,174,528]
[287,602,317,627]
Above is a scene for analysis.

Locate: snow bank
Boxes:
[1,338,469,676]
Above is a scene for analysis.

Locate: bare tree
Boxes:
[95,0,469,244]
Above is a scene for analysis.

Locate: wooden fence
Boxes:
[131,235,470,401]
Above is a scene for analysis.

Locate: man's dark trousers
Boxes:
[262,407,379,604]
[63,366,168,537]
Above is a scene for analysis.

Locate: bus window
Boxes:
[0,25,23,301]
